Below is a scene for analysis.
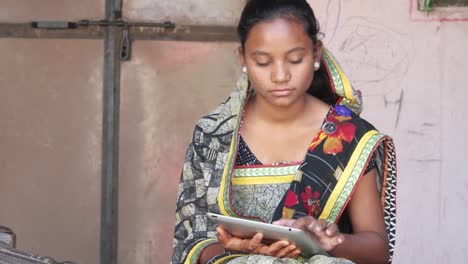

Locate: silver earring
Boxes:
[242,66,247,73]
[314,61,320,71]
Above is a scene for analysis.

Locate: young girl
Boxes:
[172,1,397,263]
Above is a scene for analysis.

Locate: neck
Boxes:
[249,95,309,125]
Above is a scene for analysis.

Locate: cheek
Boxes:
[293,65,314,88]
[247,68,271,89]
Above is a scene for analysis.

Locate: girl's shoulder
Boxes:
[331,104,382,136]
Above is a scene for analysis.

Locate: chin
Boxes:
[268,96,298,108]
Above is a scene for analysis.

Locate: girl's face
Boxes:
[240,17,321,107]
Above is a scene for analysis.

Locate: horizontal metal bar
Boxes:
[76,20,175,28]
[130,24,238,42]
[0,23,104,39]
[0,23,237,42]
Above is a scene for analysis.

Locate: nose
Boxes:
[271,63,291,83]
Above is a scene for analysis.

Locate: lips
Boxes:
[270,88,294,97]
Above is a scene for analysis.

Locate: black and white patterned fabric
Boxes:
[383,140,397,263]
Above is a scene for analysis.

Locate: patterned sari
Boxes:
[172,49,397,264]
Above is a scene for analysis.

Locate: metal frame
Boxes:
[100,1,121,263]
[0,1,237,264]
[0,23,237,42]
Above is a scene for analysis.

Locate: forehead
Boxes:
[245,17,312,54]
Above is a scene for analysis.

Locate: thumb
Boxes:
[216,226,231,243]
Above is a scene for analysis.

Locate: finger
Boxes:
[216,227,231,245]
[302,218,317,233]
[286,248,302,258]
[327,233,345,250]
[272,219,296,227]
[217,227,250,251]
[313,219,328,233]
[336,234,345,245]
[245,233,263,252]
[274,244,297,258]
[264,240,290,256]
[291,216,314,229]
[325,223,339,237]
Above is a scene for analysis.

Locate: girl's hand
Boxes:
[216,226,301,258]
[273,217,344,252]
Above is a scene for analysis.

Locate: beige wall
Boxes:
[0,39,103,264]
[309,1,468,263]
[118,41,240,263]
[1,0,467,263]
[123,0,244,26]
[0,0,103,23]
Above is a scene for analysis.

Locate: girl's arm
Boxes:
[329,168,389,263]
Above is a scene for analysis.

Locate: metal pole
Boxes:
[0,23,238,42]
[101,0,121,263]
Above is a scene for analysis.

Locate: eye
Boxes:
[256,62,270,67]
[289,59,303,64]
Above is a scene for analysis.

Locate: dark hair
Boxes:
[237,0,338,105]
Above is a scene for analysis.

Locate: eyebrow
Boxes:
[250,47,306,56]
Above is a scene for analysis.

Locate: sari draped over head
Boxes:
[172,48,397,264]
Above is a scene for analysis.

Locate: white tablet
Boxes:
[207,213,327,256]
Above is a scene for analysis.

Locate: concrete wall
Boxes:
[123,0,244,25]
[0,2,104,264]
[0,39,103,264]
[0,0,103,22]
[0,0,467,263]
[118,41,240,263]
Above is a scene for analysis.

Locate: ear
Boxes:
[238,46,246,67]
[313,40,323,62]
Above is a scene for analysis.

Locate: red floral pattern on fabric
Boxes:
[301,186,322,217]
[284,189,299,207]
[308,107,357,155]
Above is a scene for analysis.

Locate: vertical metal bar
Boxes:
[114,0,123,19]
[101,0,121,263]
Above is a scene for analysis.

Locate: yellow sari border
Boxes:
[213,254,246,264]
[218,75,250,216]
[319,130,383,222]
[322,49,355,102]
[234,165,300,177]
[232,175,295,185]
[184,238,218,264]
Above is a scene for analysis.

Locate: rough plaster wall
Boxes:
[0,39,103,264]
[0,0,104,23]
[123,0,246,25]
[119,42,240,264]
[308,0,468,263]
[436,23,468,262]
